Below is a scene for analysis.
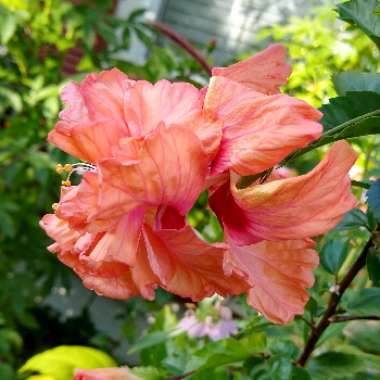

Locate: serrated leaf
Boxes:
[320,239,350,274]
[347,288,380,316]
[333,72,380,96]
[337,0,380,49]
[320,91,380,130]
[368,179,380,220]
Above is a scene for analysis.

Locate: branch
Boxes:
[297,226,379,366]
[330,315,380,323]
[149,20,212,76]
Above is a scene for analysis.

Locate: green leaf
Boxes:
[337,0,380,49]
[131,366,166,380]
[367,249,380,286]
[333,72,380,96]
[127,8,146,22]
[336,209,369,231]
[284,92,380,164]
[193,333,266,372]
[320,91,380,130]
[128,331,172,354]
[0,363,16,380]
[320,239,350,274]
[291,366,311,380]
[19,346,116,380]
[347,288,380,316]
[368,179,380,220]
[0,9,17,44]
[308,351,365,378]
[345,321,380,353]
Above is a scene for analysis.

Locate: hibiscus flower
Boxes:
[40,44,357,324]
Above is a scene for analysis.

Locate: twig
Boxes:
[149,20,212,76]
[297,226,379,366]
[330,315,380,323]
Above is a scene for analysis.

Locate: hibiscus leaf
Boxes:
[367,250,380,286]
[347,288,380,316]
[333,72,380,96]
[368,179,380,220]
[308,350,378,379]
[283,92,380,164]
[337,0,380,49]
[320,91,380,130]
[320,238,350,275]
[336,208,369,231]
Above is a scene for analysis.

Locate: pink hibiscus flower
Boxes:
[40,44,357,324]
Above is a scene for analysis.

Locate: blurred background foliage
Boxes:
[0,0,380,379]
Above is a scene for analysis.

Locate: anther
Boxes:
[52,203,58,211]
[64,163,73,172]
[61,180,71,187]
[55,164,64,174]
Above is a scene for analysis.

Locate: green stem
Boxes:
[282,109,380,165]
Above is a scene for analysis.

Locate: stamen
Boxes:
[62,180,71,187]
[55,162,97,187]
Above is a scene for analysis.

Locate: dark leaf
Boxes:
[333,72,380,96]
[320,91,380,130]
[347,288,380,316]
[320,239,350,274]
[368,179,380,220]
[336,209,369,231]
[367,249,380,286]
[337,0,380,49]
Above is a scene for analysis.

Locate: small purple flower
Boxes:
[177,305,238,341]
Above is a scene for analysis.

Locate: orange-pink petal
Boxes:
[210,141,358,245]
[227,239,319,324]
[48,68,131,161]
[211,44,291,94]
[143,225,248,301]
[98,124,208,216]
[210,92,322,176]
[74,367,142,380]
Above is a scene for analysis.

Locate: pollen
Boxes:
[55,164,64,174]
[64,163,73,172]
[62,180,71,187]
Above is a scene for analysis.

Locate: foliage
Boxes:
[1,0,380,379]
[0,0,212,374]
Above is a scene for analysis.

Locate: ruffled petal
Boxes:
[210,141,358,245]
[209,92,322,176]
[124,79,202,136]
[40,214,157,300]
[143,225,248,301]
[227,239,319,324]
[123,80,221,157]
[48,68,131,161]
[98,124,209,216]
[211,44,291,94]
[87,208,145,266]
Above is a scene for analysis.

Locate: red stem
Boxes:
[150,20,212,76]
